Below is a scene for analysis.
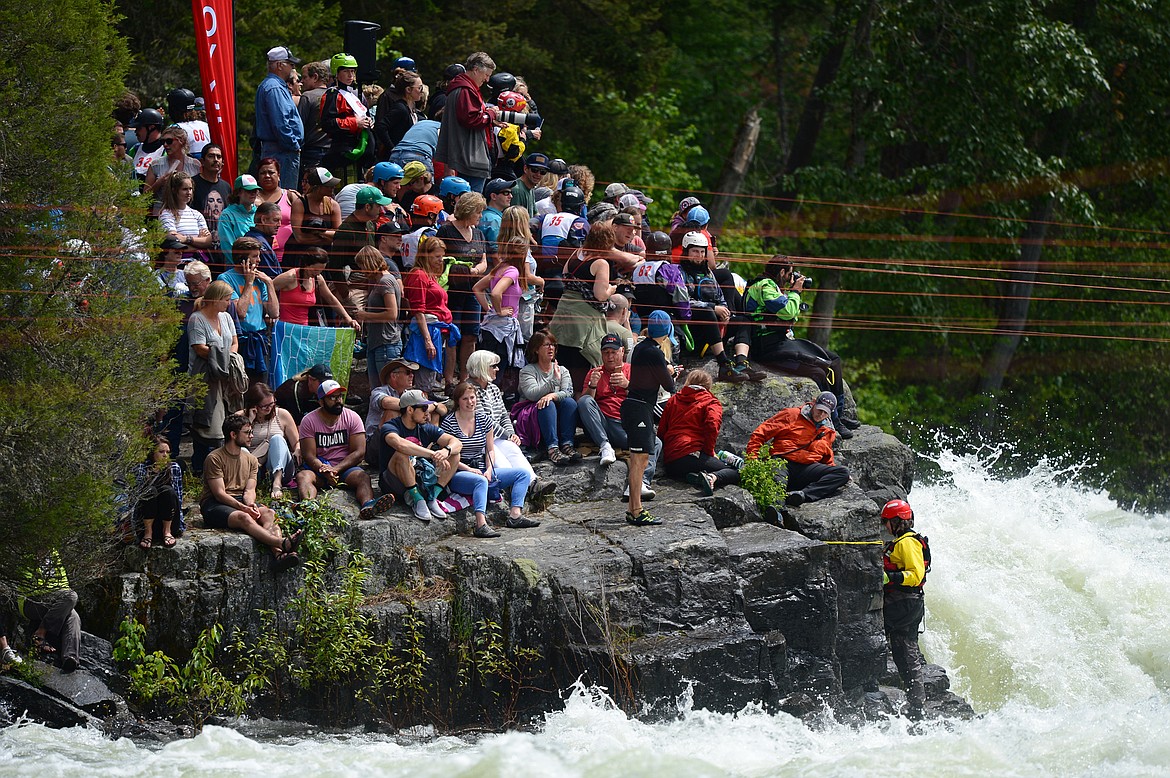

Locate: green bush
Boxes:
[739,443,787,511]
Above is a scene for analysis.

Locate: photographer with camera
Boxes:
[745,254,860,437]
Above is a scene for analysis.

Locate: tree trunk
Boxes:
[708,106,761,233]
[977,196,1056,396]
[781,2,851,181]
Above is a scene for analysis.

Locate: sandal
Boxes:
[32,634,55,655]
[280,529,305,555]
[686,472,716,497]
[272,549,301,572]
[138,536,152,550]
[162,534,177,548]
[271,484,283,501]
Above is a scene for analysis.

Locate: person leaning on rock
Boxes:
[745,391,850,507]
[17,551,81,673]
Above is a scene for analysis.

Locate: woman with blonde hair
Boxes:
[403,234,457,393]
[188,279,238,474]
[437,191,490,389]
[350,245,403,387]
[145,125,201,195]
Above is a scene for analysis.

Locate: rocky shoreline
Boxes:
[1,375,973,737]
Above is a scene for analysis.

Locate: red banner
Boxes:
[191,0,237,181]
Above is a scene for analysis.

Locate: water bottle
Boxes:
[717,450,745,470]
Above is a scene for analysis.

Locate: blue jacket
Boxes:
[254,73,303,152]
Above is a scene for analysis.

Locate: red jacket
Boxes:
[658,385,723,463]
[745,404,836,465]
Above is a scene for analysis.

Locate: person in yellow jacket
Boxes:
[881,498,928,717]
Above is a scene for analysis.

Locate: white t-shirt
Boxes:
[178,120,212,156]
[160,207,209,238]
[336,184,364,220]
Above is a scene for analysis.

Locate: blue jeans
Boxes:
[449,470,489,513]
[491,466,532,509]
[537,396,578,449]
[261,146,301,190]
[464,175,487,194]
[388,151,433,174]
[263,433,293,480]
[367,342,404,388]
[577,396,660,484]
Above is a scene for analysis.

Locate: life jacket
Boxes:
[883,531,930,590]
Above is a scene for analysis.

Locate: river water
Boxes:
[2,448,1169,776]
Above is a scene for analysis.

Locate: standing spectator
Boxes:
[518,331,580,465]
[746,392,849,507]
[436,191,490,385]
[110,132,134,178]
[511,153,550,215]
[352,245,403,388]
[578,334,663,502]
[473,237,533,395]
[479,177,514,257]
[219,237,279,385]
[658,369,739,495]
[329,186,385,310]
[129,108,166,180]
[18,553,81,673]
[297,60,332,172]
[240,382,300,500]
[219,174,263,267]
[320,53,373,185]
[427,63,464,120]
[158,172,213,253]
[255,46,304,189]
[297,380,392,521]
[622,319,677,525]
[403,235,458,394]
[375,68,426,158]
[192,143,232,257]
[244,202,283,277]
[130,436,185,549]
[289,166,342,251]
[202,415,302,571]
[188,280,238,475]
[434,52,499,193]
[256,157,295,265]
[168,88,211,156]
[272,246,357,329]
[144,125,202,196]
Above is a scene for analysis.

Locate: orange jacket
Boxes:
[745,404,836,465]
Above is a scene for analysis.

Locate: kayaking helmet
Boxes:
[497,90,528,112]
[330,53,359,74]
[439,176,471,197]
[681,231,710,251]
[646,231,672,255]
[166,87,197,119]
[486,72,517,97]
[881,499,914,522]
[411,194,443,218]
[560,185,586,217]
[133,108,164,130]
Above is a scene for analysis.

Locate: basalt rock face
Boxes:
[70,375,966,730]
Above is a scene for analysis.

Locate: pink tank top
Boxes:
[274,189,294,263]
[279,272,317,325]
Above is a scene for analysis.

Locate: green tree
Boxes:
[0,0,184,587]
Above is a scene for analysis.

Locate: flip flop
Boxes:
[32,634,55,655]
[281,529,305,555]
[686,472,715,497]
[162,534,177,548]
[138,537,152,550]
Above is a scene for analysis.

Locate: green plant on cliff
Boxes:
[740,443,787,511]
[456,618,542,724]
[114,619,253,729]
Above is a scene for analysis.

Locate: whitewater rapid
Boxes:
[2,448,1169,776]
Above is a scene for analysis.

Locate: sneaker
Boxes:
[734,358,767,381]
[473,523,501,538]
[61,655,79,674]
[625,508,662,526]
[1,647,21,665]
[835,424,854,440]
[785,490,807,507]
[530,479,557,498]
[717,362,749,384]
[426,499,449,519]
[505,516,541,529]
[598,443,617,466]
[411,499,432,522]
[561,443,582,462]
[622,483,656,501]
[548,446,569,466]
[840,416,862,430]
[359,493,396,520]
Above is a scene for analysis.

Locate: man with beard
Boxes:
[192,143,232,262]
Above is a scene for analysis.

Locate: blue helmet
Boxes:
[372,162,405,182]
[393,56,416,72]
[439,176,471,197]
[686,205,710,227]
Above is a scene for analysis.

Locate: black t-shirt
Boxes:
[434,222,487,264]
[628,338,675,404]
[193,176,232,220]
[274,379,318,425]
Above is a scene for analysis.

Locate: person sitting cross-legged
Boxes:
[298,380,394,520]
[201,414,302,571]
[380,389,465,523]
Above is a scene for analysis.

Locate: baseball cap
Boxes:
[484,178,516,197]
[549,158,569,175]
[356,186,393,206]
[306,364,333,381]
[524,152,551,171]
[372,161,405,182]
[600,334,623,350]
[619,193,647,212]
[587,202,618,224]
[612,212,638,227]
[234,174,260,191]
[630,189,654,205]
[376,218,410,237]
[306,167,341,187]
[266,46,302,65]
[814,391,838,414]
[678,196,701,214]
[398,389,432,409]
[401,161,429,185]
[605,182,630,199]
[160,236,187,251]
[317,379,346,399]
[393,56,417,72]
[532,186,552,202]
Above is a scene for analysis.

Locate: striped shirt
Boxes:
[440,411,492,471]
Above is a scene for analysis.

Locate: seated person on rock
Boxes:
[658,369,740,495]
[578,334,662,500]
[17,551,81,673]
[297,380,394,521]
[746,391,849,507]
[274,363,333,426]
[201,414,302,571]
[744,254,860,437]
[381,389,464,523]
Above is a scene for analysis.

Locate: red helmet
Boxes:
[881,499,913,521]
[411,194,443,218]
[497,90,528,112]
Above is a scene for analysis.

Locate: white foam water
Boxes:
[3,448,1169,776]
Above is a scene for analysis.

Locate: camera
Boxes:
[793,271,814,289]
[497,110,542,129]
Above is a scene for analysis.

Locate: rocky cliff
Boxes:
[6,375,972,732]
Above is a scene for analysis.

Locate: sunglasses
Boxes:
[162,138,181,146]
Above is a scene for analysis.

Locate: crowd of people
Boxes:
[111,45,869,551]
